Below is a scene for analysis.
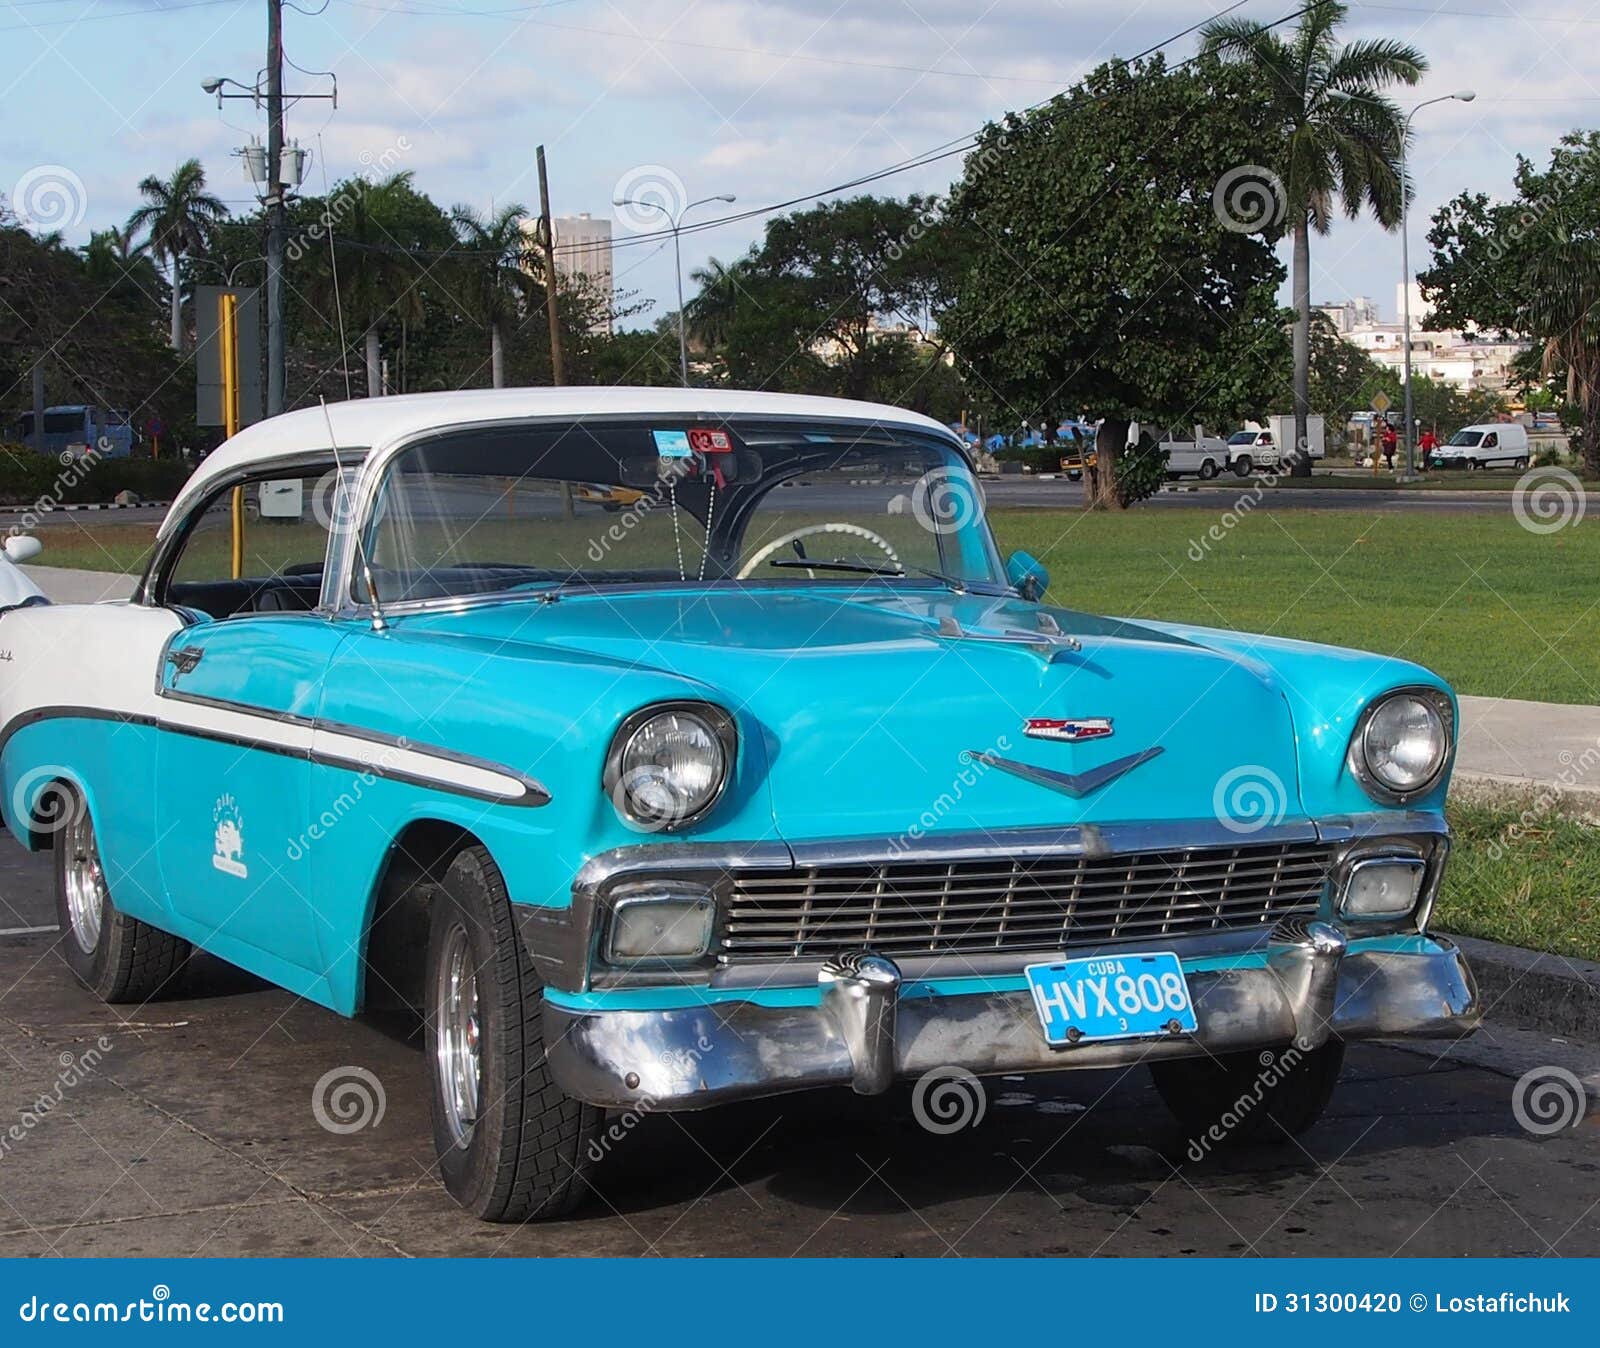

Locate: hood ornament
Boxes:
[934,612,1082,656]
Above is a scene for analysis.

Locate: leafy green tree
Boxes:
[1421,131,1600,474]
[1203,0,1425,474]
[126,158,227,352]
[942,54,1289,507]
[686,194,961,404]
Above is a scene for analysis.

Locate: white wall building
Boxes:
[545,213,614,334]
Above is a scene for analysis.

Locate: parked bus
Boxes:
[13,405,135,459]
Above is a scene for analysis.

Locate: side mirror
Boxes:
[4,535,42,564]
[1006,549,1049,601]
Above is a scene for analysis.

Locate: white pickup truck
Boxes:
[1226,415,1326,476]
[1158,428,1230,480]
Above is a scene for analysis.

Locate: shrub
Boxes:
[0,444,193,506]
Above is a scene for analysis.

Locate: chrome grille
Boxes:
[719,840,1332,964]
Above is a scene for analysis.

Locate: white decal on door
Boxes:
[212,794,248,878]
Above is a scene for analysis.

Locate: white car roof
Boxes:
[162,386,958,536]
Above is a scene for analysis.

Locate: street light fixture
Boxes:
[613,191,736,386]
[1400,89,1475,479]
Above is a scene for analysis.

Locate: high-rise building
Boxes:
[552,213,614,334]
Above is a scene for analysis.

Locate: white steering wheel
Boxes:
[737,522,901,580]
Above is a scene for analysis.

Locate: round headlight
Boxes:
[1351,690,1451,800]
[605,705,731,830]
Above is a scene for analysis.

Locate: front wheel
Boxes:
[1232,455,1252,478]
[1151,1039,1344,1144]
[53,783,190,1002]
[1466,458,1480,471]
[424,846,602,1222]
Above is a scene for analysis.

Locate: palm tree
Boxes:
[450,203,533,388]
[82,225,161,309]
[684,257,746,356]
[1203,1,1425,473]
[126,159,227,352]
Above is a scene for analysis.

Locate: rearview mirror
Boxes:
[1006,550,1049,601]
[4,534,42,564]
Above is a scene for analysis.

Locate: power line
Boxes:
[0,0,240,30]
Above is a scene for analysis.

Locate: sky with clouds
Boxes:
[4,0,1600,330]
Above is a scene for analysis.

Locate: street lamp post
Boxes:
[1400,89,1475,479]
[613,192,735,386]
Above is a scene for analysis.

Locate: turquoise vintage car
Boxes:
[0,388,1479,1221]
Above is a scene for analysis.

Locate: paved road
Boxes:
[0,850,1594,1256]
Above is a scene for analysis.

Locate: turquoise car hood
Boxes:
[397,587,1307,840]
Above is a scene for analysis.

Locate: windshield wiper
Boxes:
[766,558,902,576]
[764,558,969,591]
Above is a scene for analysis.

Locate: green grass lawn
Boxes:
[987,506,1600,706]
[1439,796,1600,962]
[25,503,1600,704]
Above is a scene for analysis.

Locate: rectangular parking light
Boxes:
[1339,855,1426,919]
[606,888,716,963]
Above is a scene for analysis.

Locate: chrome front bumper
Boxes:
[543,921,1481,1111]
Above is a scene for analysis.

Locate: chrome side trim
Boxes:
[150,684,550,807]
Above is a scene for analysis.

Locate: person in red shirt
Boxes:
[1418,426,1438,469]
[1381,419,1398,469]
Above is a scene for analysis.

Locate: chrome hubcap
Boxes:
[434,925,481,1148]
[63,805,105,955]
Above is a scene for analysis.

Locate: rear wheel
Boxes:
[424,845,602,1222]
[1198,459,1218,480]
[53,784,189,1003]
[1515,456,1529,470]
[1151,1040,1344,1144]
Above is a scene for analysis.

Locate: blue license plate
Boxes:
[1025,951,1197,1046]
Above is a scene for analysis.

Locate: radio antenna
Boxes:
[319,396,387,632]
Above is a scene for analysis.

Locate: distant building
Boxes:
[1395,280,1432,328]
[528,213,614,334]
[1314,294,1380,333]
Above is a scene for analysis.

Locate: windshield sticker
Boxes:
[652,429,692,458]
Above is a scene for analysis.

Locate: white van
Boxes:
[1160,427,1229,479]
[1428,423,1530,471]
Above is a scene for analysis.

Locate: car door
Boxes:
[150,468,347,992]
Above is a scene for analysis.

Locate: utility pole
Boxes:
[265,0,286,418]
[536,146,574,519]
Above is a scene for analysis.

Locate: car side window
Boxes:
[1483,433,1498,448]
[162,469,339,620]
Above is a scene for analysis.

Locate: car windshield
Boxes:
[360,417,1004,605]
[1227,431,1256,445]
[1448,431,1483,446]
